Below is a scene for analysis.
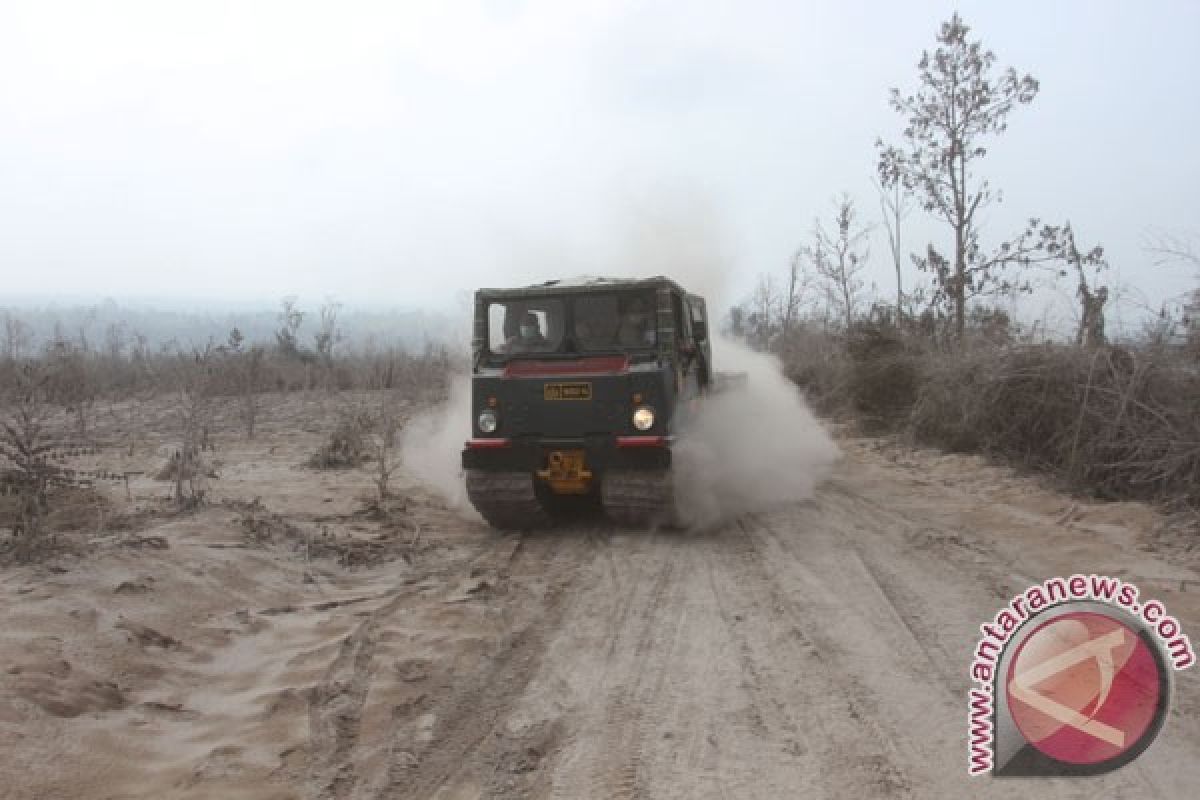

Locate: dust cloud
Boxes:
[672,337,841,528]
[400,374,474,511]
[399,339,841,528]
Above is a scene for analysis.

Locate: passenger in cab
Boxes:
[616,296,657,347]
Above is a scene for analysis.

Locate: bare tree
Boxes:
[779,251,809,349]
[1144,228,1200,272]
[371,392,403,510]
[725,305,747,339]
[103,321,127,362]
[873,178,914,313]
[877,13,1042,341]
[45,338,97,437]
[163,348,216,508]
[1041,222,1108,346]
[1185,290,1200,350]
[236,344,266,440]
[314,299,342,362]
[805,195,873,330]
[315,299,342,391]
[0,363,58,545]
[276,296,306,357]
[745,274,783,350]
[3,314,31,362]
[1144,229,1200,349]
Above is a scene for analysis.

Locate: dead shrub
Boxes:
[782,328,852,416]
[910,344,1200,505]
[233,498,411,567]
[155,348,218,509]
[1,362,61,558]
[43,485,110,532]
[370,391,405,509]
[235,500,301,546]
[0,484,102,564]
[307,411,372,469]
[907,347,992,451]
[843,322,922,429]
[152,451,215,483]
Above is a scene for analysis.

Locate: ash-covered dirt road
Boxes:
[2,402,1198,799]
[329,443,1199,800]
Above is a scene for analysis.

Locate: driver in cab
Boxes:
[506,311,548,353]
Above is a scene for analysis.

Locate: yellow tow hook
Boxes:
[537,450,593,495]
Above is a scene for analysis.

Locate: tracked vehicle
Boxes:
[461,276,713,529]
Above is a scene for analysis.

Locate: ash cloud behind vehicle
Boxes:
[673,337,840,528]
[633,197,841,525]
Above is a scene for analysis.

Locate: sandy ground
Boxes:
[1,393,1198,799]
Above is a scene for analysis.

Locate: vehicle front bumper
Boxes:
[461,435,672,472]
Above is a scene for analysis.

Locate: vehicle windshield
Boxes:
[487,298,564,355]
[486,291,658,357]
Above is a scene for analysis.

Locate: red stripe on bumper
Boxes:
[464,438,512,449]
[615,435,670,448]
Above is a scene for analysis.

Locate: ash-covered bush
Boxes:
[781,328,852,416]
[910,344,1200,505]
[843,320,922,429]
[307,411,373,469]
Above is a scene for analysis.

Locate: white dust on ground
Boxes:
[399,339,840,528]
[672,337,841,528]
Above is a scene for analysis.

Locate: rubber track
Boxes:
[465,470,553,531]
[601,469,679,529]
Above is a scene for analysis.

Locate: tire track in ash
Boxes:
[303,530,525,800]
[821,476,1038,601]
[545,531,648,800]
[515,528,696,800]
[692,526,817,799]
[742,482,1164,800]
[824,480,1030,700]
[768,486,970,700]
[707,517,914,799]
[538,523,837,800]
[753,500,980,692]
[305,584,421,799]
[738,509,955,796]
[525,528,662,800]
[524,516,915,799]
[376,529,594,800]
[584,532,686,800]
[805,475,1174,800]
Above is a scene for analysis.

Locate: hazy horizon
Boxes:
[3,1,1199,333]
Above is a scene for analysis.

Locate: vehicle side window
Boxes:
[672,293,689,341]
[488,304,506,348]
[689,298,707,340]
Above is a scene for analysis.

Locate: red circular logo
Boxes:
[1006,611,1163,765]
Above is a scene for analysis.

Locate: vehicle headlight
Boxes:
[632,406,655,431]
[478,409,498,433]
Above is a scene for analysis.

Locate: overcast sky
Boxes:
[2,0,1198,332]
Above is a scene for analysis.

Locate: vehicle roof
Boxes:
[476,275,692,300]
